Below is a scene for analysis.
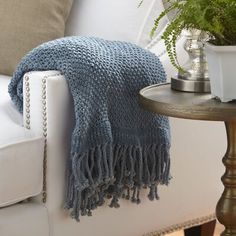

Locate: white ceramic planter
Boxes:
[205,43,236,102]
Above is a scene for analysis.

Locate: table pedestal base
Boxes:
[216,121,236,236]
[139,84,236,236]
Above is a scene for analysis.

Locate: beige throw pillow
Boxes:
[0,0,74,75]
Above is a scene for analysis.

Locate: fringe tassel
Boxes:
[65,142,170,221]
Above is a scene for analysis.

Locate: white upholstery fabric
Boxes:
[0,202,49,236]
[66,0,168,47]
[0,75,44,207]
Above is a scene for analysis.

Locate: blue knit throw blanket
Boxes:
[9,36,170,221]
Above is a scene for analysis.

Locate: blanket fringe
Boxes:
[65,143,170,221]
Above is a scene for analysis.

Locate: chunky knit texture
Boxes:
[9,36,170,221]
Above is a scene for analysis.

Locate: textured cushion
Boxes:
[0,0,73,76]
[0,75,44,207]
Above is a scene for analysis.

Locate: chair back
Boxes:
[65,0,168,47]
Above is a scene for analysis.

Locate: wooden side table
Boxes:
[139,83,236,236]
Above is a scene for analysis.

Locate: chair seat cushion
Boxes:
[0,75,44,207]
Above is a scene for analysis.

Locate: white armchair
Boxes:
[0,1,226,235]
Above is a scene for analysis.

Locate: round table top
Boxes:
[139,83,236,121]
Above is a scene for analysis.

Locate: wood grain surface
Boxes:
[139,83,236,121]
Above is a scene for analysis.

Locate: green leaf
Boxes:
[149,0,236,69]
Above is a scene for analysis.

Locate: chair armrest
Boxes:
[23,71,73,135]
[20,38,186,207]
[20,38,184,204]
[23,71,74,208]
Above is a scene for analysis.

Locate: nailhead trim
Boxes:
[24,76,31,129]
[24,72,63,203]
[143,214,216,236]
[42,77,48,203]
[24,74,48,203]
[41,73,61,203]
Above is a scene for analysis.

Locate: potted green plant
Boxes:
[151,0,236,102]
